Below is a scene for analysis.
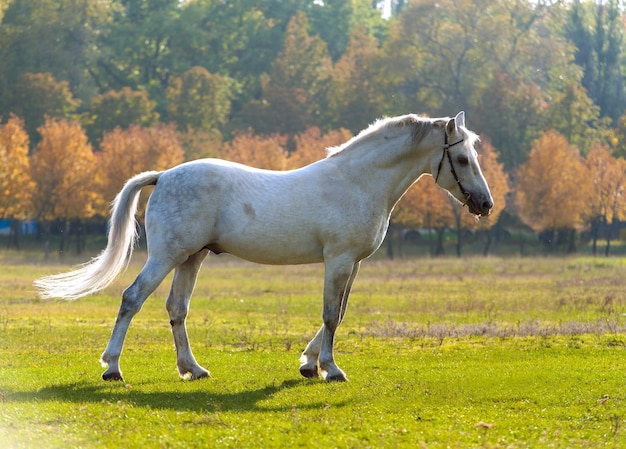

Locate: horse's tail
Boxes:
[34,171,161,300]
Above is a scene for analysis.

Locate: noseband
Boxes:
[434,133,471,202]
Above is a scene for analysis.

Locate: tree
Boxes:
[171,0,280,102]
[565,0,626,124]
[327,26,386,133]
[287,127,352,169]
[97,123,185,214]
[30,118,99,255]
[166,66,232,133]
[384,0,505,114]
[0,0,109,107]
[308,0,387,61]
[92,0,181,96]
[614,111,626,158]
[87,87,159,144]
[222,130,288,170]
[0,116,34,248]
[547,82,607,155]
[243,12,333,134]
[515,130,592,252]
[382,0,577,168]
[177,128,223,162]
[473,72,549,170]
[10,72,80,143]
[235,74,313,136]
[584,143,626,255]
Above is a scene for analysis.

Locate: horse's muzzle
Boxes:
[467,194,493,217]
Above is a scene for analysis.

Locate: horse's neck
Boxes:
[334,129,436,211]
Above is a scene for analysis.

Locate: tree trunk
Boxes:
[59,220,70,257]
[483,229,493,256]
[435,228,445,256]
[547,229,557,253]
[590,217,600,256]
[7,219,20,250]
[454,214,462,257]
[396,228,404,259]
[75,219,85,255]
[567,229,577,254]
[605,220,616,257]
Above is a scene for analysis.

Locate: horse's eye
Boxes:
[457,155,469,166]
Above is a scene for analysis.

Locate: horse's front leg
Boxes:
[309,258,360,382]
[300,261,360,379]
[166,249,210,380]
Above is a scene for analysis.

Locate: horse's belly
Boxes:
[215,234,324,265]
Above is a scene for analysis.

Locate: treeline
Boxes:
[1,0,626,256]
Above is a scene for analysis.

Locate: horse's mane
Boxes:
[325,114,446,158]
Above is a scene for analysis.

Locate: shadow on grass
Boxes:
[4,378,351,413]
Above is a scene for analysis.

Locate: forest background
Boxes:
[1,0,626,258]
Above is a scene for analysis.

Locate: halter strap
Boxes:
[434,133,470,200]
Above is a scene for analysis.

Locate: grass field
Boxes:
[1,254,625,448]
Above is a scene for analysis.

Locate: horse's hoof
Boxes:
[190,371,210,380]
[102,371,124,382]
[325,373,348,382]
[299,365,319,378]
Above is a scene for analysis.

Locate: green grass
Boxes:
[1,255,625,448]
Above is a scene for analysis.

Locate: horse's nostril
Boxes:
[483,200,493,213]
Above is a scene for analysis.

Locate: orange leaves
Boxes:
[223,127,353,171]
[516,130,591,232]
[393,176,455,230]
[97,124,185,214]
[31,118,98,221]
[14,118,185,223]
[584,142,626,224]
[0,116,33,219]
[223,131,289,171]
[287,127,353,169]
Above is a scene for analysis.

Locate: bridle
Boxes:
[434,132,471,203]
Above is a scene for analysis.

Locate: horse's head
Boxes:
[433,112,493,217]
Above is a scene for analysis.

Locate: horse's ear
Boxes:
[455,111,465,128]
[446,111,465,136]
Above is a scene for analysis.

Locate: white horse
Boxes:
[35,112,493,382]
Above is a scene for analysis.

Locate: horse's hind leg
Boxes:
[166,249,210,380]
[101,257,174,381]
[299,325,323,378]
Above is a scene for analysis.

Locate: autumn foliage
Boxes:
[98,124,185,207]
[287,127,353,169]
[0,116,34,219]
[223,131,289,171]
[223,127,353,171]
[515,130,591,233]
